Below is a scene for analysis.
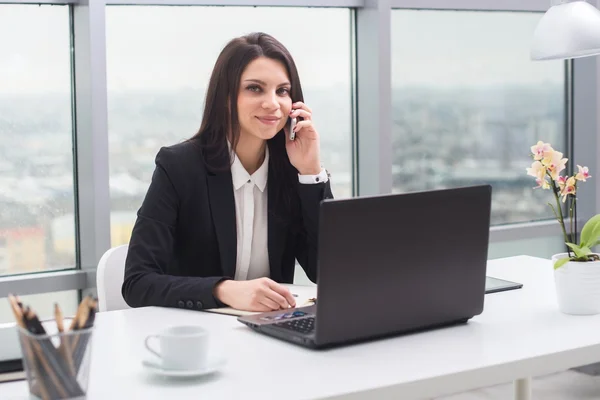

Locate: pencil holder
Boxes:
[17,320,94,400]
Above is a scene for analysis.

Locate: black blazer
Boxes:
[121,139,333,310]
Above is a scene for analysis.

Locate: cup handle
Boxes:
[144,335,161,359]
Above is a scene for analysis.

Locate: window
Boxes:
[0,5,75,275]
[391,10,565,225]
[0,291,79,325]
[105,6,353,246]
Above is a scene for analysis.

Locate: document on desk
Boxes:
[204,293,316,317]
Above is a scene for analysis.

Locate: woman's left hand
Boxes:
[285,101,322,175]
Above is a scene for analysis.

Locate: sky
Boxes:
[0,5,563,94]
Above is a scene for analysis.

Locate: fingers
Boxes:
[259,296,282,311]
[290,108,312,120]
[293,120,312,132]
[292,120,318,139]
[266,289,293,309]
[265,280,296,308]
[288,102,318,139]
[253,303,273,312]
[292,101,312,114]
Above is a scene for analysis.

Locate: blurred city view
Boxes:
[0,6,565,278]
[391,83,564,225]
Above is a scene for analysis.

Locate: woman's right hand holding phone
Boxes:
[214,278,297,312]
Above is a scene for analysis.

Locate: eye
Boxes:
[246,85,261,93]
[277,87,291,96]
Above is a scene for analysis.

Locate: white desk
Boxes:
[3,255,600,400]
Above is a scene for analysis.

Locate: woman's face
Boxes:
[237,56,292,142]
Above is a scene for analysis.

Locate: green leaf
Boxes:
[581,246,592,255]
[565,242,591,258]
[580,214,600,248]
[554,257,570,269]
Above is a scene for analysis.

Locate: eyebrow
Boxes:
[243,79,291,87]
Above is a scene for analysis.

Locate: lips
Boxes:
[256,116,280,125]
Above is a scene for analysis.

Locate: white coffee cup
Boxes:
[144,325,209,370]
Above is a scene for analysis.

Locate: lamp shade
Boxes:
[531,0,600,61]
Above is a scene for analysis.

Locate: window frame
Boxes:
[1,0,597,297]
[390,0,549,12]
[0,0,77,3]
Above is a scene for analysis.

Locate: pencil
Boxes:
[66,295,93,369]
[55,303,76,377]
[7,296,51,400]
[77,296,92,330]
[85,297,97,328]
[69,295,90,331]
[55,303,64,333]
[69,296,90,354]
[74,297,97,373]
[7,295,24,328]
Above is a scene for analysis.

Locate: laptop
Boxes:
[238,185,493,349]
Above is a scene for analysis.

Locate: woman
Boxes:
[121,32,333,313]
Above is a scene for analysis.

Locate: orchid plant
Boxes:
[526,141,600,269]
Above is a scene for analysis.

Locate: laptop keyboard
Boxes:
[274,316,315,334]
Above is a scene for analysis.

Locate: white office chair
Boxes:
[96,244,131,312]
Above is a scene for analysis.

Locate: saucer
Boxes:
[142,356,227,377]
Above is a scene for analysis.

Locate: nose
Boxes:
[261,91,280,110]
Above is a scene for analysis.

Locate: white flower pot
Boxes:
[552,252,600,315]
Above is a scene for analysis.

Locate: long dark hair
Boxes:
[191,32,304,223]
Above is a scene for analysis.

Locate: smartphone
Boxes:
[289,116,297,141]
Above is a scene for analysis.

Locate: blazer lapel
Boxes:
[207,171,237,279]
[267,169,289,283]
